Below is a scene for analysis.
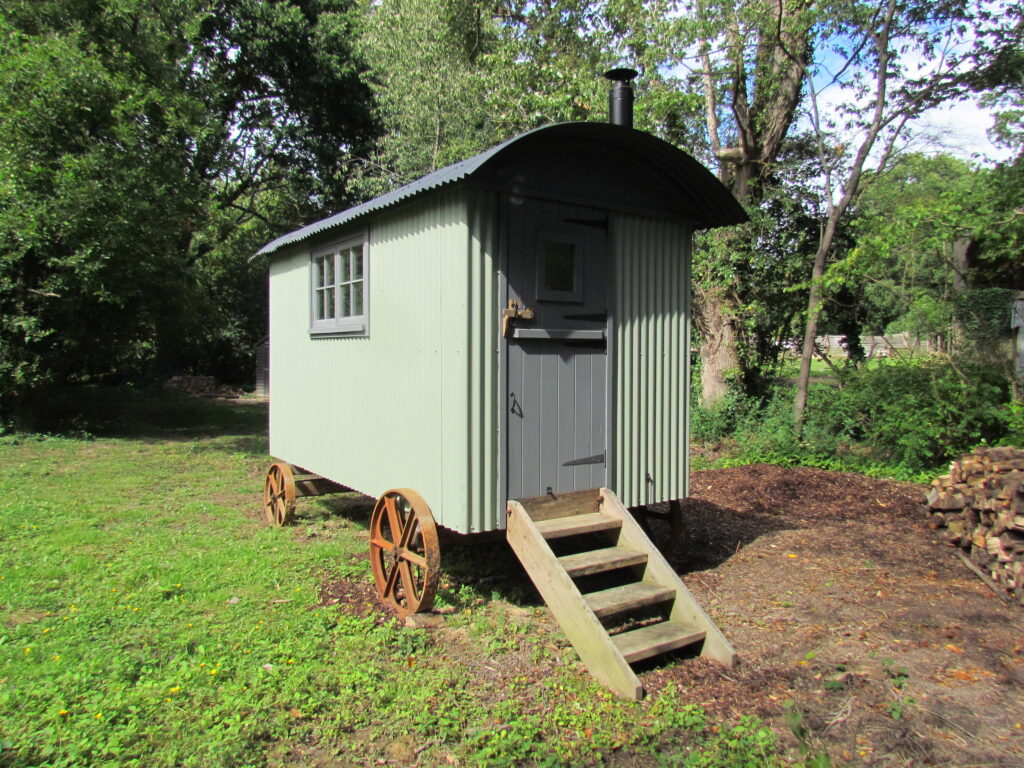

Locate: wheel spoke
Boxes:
[398,559,419,604]
[382,556,402,599]
[369,535,395,552]
[400,550,427,569]
[384,496,402,542]
[397,513,419,550]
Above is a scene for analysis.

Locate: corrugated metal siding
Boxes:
[269,187,500,533]
[466,189,501,532]
[612,215,691,507]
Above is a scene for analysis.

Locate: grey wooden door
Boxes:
[505,200,609,500]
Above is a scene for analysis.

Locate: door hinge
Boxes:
[562,452,606,467]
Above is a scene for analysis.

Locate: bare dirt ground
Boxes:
[649,465,1024,766]
[318,465,1024,766]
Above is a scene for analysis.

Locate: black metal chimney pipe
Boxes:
[604,67,638,128]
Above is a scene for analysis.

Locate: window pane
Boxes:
[340,249,350,282]
[352,247,363,280]
[339,284,351,317]
[325,254,335,286]
[352,280,363,316]
[315,257,325,288]
[316,288,325,320]
[544,241,575,293]
[325,285,335,319]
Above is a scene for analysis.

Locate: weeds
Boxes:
[692,357,1012,481]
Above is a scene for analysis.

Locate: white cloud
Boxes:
[911,98,1013,165]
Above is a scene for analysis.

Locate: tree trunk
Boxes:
[951,236,970,293]
[793,245,829,423]
[951,235,970,347]
[696,286,741,407]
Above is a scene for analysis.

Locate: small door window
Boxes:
[537,235,582,302]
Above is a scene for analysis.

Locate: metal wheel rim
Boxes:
[369,488,440,617]
[264,462,296,526]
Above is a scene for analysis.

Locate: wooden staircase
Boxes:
[506,488,736,700]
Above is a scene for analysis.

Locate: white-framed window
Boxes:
[310,234,367,336]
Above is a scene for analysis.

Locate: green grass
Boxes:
[0,390,779,767]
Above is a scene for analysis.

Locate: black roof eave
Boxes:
[256,122,747,258]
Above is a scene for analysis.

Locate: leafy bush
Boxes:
[703,357,1013,479]
[804,357,1008,472]
[690,379,757,445]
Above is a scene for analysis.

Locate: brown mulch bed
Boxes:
[316,464,1024,766]
[643,465,1024,766]
[317,575,399,627]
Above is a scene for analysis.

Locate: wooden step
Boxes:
[516,489,602,521]
[612,622,706,664]
[585,582,675,619]
[534,512,621,540]
[558,547,647,577]
[506,488,736,702]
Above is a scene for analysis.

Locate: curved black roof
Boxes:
[257,122,747,257]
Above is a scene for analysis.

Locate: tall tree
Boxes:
[0,0,377,409]
[355,0,614,191]
[658,0,816,405]
[791,0,995,422]
[838,154,994,342]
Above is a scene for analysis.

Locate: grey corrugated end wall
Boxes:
[613,214,690,508]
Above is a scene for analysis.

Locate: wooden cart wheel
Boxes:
[369,488,440,617]
[264,462,297,526]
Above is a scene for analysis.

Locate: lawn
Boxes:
[0,390,777,767]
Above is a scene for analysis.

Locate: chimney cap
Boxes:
[604,67,639,83]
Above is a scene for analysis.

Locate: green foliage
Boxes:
[1004,399,1024,445]
[695,357,1012,479]
[808,358,1009,472]
[353,0,617,193]
[0,0,377,410]
[953,287,1016,346]
[783,703,832,768]
[834,154,1006,341]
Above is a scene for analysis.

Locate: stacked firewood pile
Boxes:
[926,446,1024,604]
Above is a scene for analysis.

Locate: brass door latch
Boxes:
[501,299,535,338]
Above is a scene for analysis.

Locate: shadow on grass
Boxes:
[8,385,268,449]
[296,493,375,530]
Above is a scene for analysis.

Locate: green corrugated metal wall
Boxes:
[269,191,691,530]
[269,188,502,533]
[612,215,691,508]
